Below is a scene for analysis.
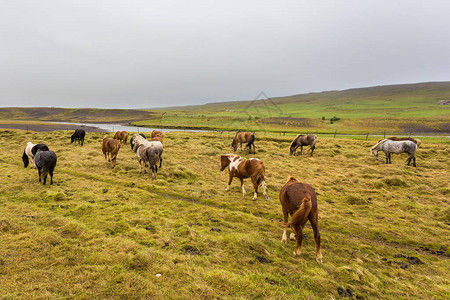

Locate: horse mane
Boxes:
[285,176,298,185]
[289,134,302,149]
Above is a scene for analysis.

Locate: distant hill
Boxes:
[0,107,160,124]
[164,81,450,112]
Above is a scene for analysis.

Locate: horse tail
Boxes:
[285,195,312,228]
[247,134,255,147]
[309,135,318,150]
[256,161,265,186]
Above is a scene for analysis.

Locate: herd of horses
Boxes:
[20,128,422,263]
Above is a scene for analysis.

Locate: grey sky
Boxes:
[1,1,449,109]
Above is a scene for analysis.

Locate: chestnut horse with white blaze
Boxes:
[280,176,322,263]
[220,154,268,200]
[113,131,128,144]
[151,130,162,138]
[102,137,121,168]
[231,131,255,154]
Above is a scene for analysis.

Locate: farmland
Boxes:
[0,129,448,299]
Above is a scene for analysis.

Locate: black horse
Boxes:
[71,129,86,146]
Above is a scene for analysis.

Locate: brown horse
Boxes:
[289,134,318,156]
[231,131,255,154]
[279,176,322,263]
[151,130,162,138]
[378,136,421,147]
[220,154,268,200]
[102,137,121,168]
[150,136,163,143]
[113,131,128,144]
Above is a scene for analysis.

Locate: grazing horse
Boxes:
[289,134,318,156]
[22,142,50,168]
[134,144,160,178]
[34,150,57,185]
[130,134,163,168]
[102,137,121,168]
[231,131,255,154]
[151,130,162,138]
[71,129,86,146]
[378,136,422,148]
[113,131,128,144]
[371,139,417,167]
[280,176,322,263]
[220,154,268,200]
[150,135,163,143]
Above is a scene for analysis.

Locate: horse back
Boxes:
[280,181,317,215]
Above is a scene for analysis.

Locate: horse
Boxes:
[279,176,322,263]
[220,154,268,200]
[378,136,421,148]
[231,131,255,154]
[71,129,86,146]
[151,130,162,138]
[150,135,163,143]
[113,131,128,144]
[22,142,50,168]
[371,139,417,167]
[289,134,318,156]
[130,134,163,168]
[34,150,57,185]
[102,137,121,168]
[134,144,160,178]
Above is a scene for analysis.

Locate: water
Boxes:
[49,122,213,133]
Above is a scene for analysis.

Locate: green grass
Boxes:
[0,129,448,299]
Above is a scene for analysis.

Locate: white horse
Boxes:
[130,134,163,168]
[371,139,417,167]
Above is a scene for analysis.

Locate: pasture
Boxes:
[0,129,448,299]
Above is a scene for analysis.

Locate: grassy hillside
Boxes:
[0,129,448,299]
[0,107,161,124]
[135,82,450,134]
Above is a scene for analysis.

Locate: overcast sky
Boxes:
[1,1,449,109]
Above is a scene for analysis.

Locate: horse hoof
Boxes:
[316,257,323,263]
[264,195,269,201]
[281,239,287,244]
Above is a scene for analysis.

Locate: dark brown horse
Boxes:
[231,131,255,154]
[102,137,121,168]
[113,131,128,144]
[289,134,318,156]
[279,176,322,263]
[220,154,268,200]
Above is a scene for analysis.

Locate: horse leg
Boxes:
[38,167,42,182]
[293,224,303,256]
[261,180,268,200]
[413,155,416,167]
[252,143,256,154]
[310,214,323,263]
[385,153,389,164]
[240,142,243,151]
[49,169,54,185]
[300,145,303,155]
[389,153,392,164]
[159,155,162,168]
[225,173,234,191]
[251,177,258,200]
[240,178,246,197]
[281,210,289,243]
[310,145,315,157]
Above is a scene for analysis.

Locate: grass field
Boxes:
[133,82,450,134]
[0,129,448,299]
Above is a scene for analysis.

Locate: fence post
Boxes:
[366,133,369,140]
[384,130,386,138]
[334,130,337,138]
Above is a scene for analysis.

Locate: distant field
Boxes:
[135,82,450,134]
[0,129,448,298]
[1,82,449,134]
